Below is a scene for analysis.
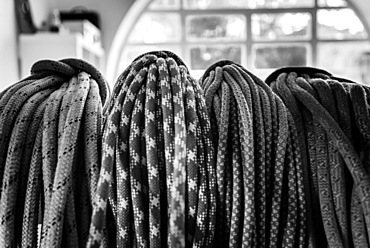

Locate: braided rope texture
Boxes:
[1,50,370,248]
[199,61,306,248]
[0,58,108,248]
[88,51,216,248]
[266,66,370,248]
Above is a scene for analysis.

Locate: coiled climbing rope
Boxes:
[0,58,108,248]
[199,60,307,248]
[1,50,370,248]
[266,67,370,248]
[88,51,216,248]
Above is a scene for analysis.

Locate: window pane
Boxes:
[128,13,181,43]
[317,9,367,40]
[253,44,308,69]
[252,13,311,40]
[184,0,250,9]
[249,0,314,8]
[318,0,347,7]
[119,46,182,73]
[186,15,246,41]
[189,45,243,70]
[183,0,313,9]
[317,42,370,83]
[149,0,181,9]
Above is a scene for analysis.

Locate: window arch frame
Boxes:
[106,0,370,84]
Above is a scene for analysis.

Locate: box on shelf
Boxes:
[62,19,101,47]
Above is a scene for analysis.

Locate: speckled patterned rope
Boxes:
[310,77,347,248]
[155,70,167,248]
[0,58,108,248]
[224,67,256,247]
[266,67,370,247]
[228,94,243,248]
[291,76,370,245]
[270,81,292,248]
[243,64,307,248]
[88,51,215,248]
[287,111,307,248]
[292,76,323,248]
[145,63,162,248]
[281,117,298,248]
[203,66,228,247]
[227,64,268,247]
[348,83,370,247]
[326,79,355,247]
[287,73,341,248]
[199,61,305,248]
[183,77,199,247]
[272,72,317,248]
[192,73,217,248]
[129,85,148,247]
[118,63,149,247]
[157,57,175,247]
[167,58,187,248]
[87,55,154,248]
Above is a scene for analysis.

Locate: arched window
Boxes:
[108,0,370,84]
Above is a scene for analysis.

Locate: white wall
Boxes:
[0,0,133,91]
[50,0,135,59]
[0,1,20,90]
[0,0,53,91]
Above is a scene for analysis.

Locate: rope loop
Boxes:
[31,58,109,106]
[201,59,235,82]
[267,67,370,247]
[132,50,188,70]
[265,66,332,85]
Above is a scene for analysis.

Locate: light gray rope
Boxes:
[0,58,108,248]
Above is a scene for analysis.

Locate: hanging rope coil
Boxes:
[0,58,108,248]
[199,61,307,248]
[2,50,370,248]
[266,67,370,248]
[88,51,216,248]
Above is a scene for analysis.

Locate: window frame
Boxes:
[109,0,370,83]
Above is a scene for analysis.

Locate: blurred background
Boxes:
[2,0,370,90]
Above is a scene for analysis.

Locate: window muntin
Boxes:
[183,0,250,9]
[249,0,314,9]
[318,0,347,7]
[183,0,314,9]
[120,0,370,82]
[149,0,181,10]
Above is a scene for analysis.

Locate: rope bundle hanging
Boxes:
[0,59,108,248]
[2,49,370,248]
[265,67,370,248]
[199,61,307,248]
[88,51,216,248]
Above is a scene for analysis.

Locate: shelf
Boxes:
[19,32,105,78]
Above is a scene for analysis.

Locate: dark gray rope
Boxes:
[266,66,370,247]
